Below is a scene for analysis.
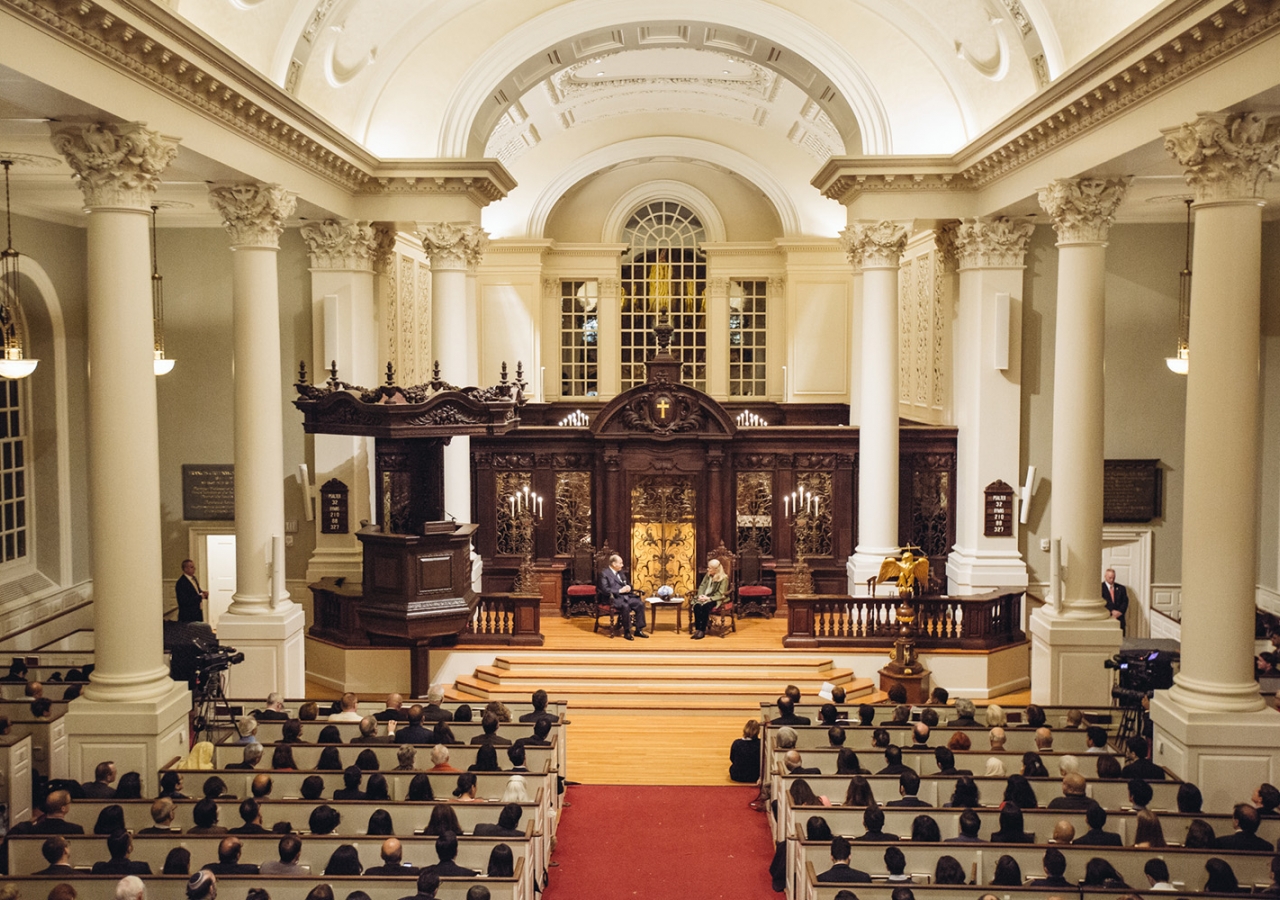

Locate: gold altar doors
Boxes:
[629,475,697,597]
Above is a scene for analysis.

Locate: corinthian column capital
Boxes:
[208,183,297,248]
[839,220,909,270]
[1163,112,1280,204]
[418,222,489,270]
[1037,178,1130,244]
[49,122,179,209]
[953,216,1037,269]
[300,219,380,270]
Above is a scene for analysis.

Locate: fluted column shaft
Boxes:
[1164,112,1280,713]
[842,222,908,575]
[420,222,487,522]
[51,123,178,702]
[209,184,297,613]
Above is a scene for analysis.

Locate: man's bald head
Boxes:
[251,774,272,798]
[386,693,404,709]
[989,727,1006,750]
[1052,819,1076,843]
[1035,727,1054,750]
[784,749,804,772]
[1062,773,1087,797]
[380,837,403,864]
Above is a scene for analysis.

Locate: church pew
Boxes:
[210,738,558,772]
[6,710,68,780]
[771,774,1185,842]
[776,725,1092,754]
[0,682,87,700]
[8,833,535,900]
[801,870,1260,900]
[225,697,567,720]
[782,803,1280,847]
[789,838,1277,894]
[3,873,522,900]
[770,747,1130,779]
[762,702,1117,727]
[247,719,555,744]
[61,795,541,838]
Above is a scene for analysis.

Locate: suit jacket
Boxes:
[365,863,420,876]
[187,826,229,835]
[138,826,178,835]
[254,709,289,721]
[80,782,117,799]
[1048,794,1094,810]
[424,861,478,878]
[787,766,821,776]
[229,823,269,835]
[1214,831,1275,852]
[420,705,452,722]
[473,823,525,837]
[91,859,152,875]
[1103,581,1129,628]
[1121,758,1166,781]
[944,834,985,843]
[514,736,550,749]
[990,830,1035,843]
[1029,876,1072,888]
[948,714,977,727]
[394,725,433,745]
[470,733,512,746]
[817,863,872,883]
[204,862,260,875]
[333,788,368,801]
[351,735,394,744]
[374,708,411,722]
[853,830,899,842]
[35,864,76,875]
[519,711,554,723]
[886,796,929,808]
[176,574,204,622]
[259,861,311,875]
[1074,828,1123,846]
[599,566,635,605]
[772,713,811,726]
[937,767,973,777]
[224,761,259,770]
[31,818,84,834]
[877,764,912,776]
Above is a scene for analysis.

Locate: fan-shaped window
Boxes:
[620,202,707,390]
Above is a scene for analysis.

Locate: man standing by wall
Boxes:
[1103,568,1128,633]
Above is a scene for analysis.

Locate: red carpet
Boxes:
[543,785,777,899]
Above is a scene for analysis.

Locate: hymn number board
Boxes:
[984,480,1015,537]
[320,478,349,535]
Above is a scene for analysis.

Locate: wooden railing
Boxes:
[458,591,544,646]
[784,589,1024,650]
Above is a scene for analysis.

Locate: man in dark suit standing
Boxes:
[176,558,208,623]
[1103,568,1128,632]
[598,554,647,640]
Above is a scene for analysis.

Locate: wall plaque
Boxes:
[984,479,1015,537]
[182,464,234,521]
[320,478,349,535]
[1104,459,1163,522]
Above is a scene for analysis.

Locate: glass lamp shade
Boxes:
[153,350,175,376]
[0,347,37,379]
[1165,348,1189,375]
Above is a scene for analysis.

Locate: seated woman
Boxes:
[729,719,761,783]
[690,557,729,640]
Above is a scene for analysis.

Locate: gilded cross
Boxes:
[656,398,670,419]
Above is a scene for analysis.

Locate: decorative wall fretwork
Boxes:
[555,472,593,555]
[495,471,532,555]
[793,471,833,558]
[630,475,697,597]
[735,471,773,555]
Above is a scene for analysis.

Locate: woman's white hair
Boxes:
[502,774,530,803]
[775,726,798,749]
[984,756,1006,777]
[985,703,1006,727]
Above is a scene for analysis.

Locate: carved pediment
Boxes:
[590,382,736,440]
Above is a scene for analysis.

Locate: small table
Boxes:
[645,595,685,634]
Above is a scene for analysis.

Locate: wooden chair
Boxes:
[737,543,775,618]
[562,539,599,618]
[591,544,625,636]
[703,543,737,637]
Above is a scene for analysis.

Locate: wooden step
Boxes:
[476,665,856,684]
[493,653,841,669]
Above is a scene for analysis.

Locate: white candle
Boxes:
[537,496,543,518]
[510,496,516,517]
[783,495,789,517]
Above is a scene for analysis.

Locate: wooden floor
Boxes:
[308,610,1030,784]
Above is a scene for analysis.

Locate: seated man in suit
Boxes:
[352,716,393,743]
[398,871,441,900]
[817,836,872,883]
[229,798,269,835]
[853,806,900,842]
[1028,848,1071,889]
[519,689,555,723]
[394,705,432,745]
[469,712,512,746]
[886,769,928,807]
[474,803,526,837]
[784,749,821,776]
[1120,736,1166,781]
[934,746,971,777]
[1048,773,1092,810]
[772,696,810,726]
[254,692,288,720]
[944,809,984,843]
[365,838,420,876]
[33,836,75,875]
[201,836,259,875]
[225,743,263,770]
[1214,803,1275,852]
[31,791,85,834]
[1103,567,1128,631]
[91,830,152,875]
[598,554,647,639]
[333,766,368,801]
[81,760,118,798]
[877,745,911,776]
[1072,802,1122,846]
[948,697,977,727]
[375,692,411,722]
[423,831,478,878]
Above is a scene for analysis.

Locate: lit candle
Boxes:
[510,495,516,517]
[537,496,543,518]
[813,497,820,516]
[783,495,789,517]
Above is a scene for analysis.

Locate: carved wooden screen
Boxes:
[495,470,532,555]
[901,451,956,591]
[554,471,592,555]
[793,470,833,557]
[629,475,697,597]
[735,471,773,555]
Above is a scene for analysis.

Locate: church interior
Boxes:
[2,0,1280,895]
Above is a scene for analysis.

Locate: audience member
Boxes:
[423,831,478,878]
[140,798,177,834]
[1073,802,1122,846]
[1144,857,1175,891]
[946,808,984,843]
[1048,773,1090,810]
[259,835,309,875]
[82,761,118,798]
[323,844,363,876]
[202,836,258,875]
[1120,736,1165,780]
[1028,848,1069,888]
[33,791,84,834]
[330,692,363,722]
[1214,803,1274,851]
[1204,857,1241,893]
[375,692,411,722]
[229,799,267,835]
[990,803,1034,843]
[991,855,1022,886]
[816,836,870,883]
[1133,809,1166,848]
[949,699,977,726]
[352,717,391,744]
[34,836,75,874]
[886,770,926,807]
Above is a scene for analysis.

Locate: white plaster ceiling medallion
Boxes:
[546,49,778,105]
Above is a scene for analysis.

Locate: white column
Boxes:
[208,183,305,697]
[1028,178,1129,705]
[419,222,488,521]
[947,218,1035,593]
[50,123,190,792]
[299,220,382,581]
[1151,112,1280,810]
[706,277,730,400]
[597,277,622,398]
[842,221,908,588]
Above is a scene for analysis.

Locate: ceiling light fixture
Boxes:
[149,204,175,375]
[0,159,38,380]
[1165,198,1192,375]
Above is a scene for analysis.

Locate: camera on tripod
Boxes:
[192,639,244,697]
[1104,649,1176,706]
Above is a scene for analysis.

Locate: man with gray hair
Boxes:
[988,727,1006,751]
[225,742,263,769]
[1035,727,1054,751]
[235,716,258,745]
[395,744,417,769]
[949,698,977,727]
[774,726,798,749]
[784,749,820,775]
[421,685,452,722]
[255,693,287,721]
[186,870,217,900]
[116,876,145,900]
[429,744,459,772]
[1058,754,1080,776]
[352,716,392,743]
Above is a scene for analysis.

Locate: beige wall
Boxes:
[1259,221,1280,597]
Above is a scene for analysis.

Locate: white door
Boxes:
[1102,528,1152,639]
[206,534,237,629]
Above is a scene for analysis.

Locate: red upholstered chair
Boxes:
[563,540,599,618]
[736,544,775,618]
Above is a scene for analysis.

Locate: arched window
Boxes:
[620,202,707,390]
[0,370,28,567]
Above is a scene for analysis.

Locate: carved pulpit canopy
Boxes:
[591,380,736,440]
[294,360,525,438]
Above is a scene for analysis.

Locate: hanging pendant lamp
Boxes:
[0,159,39,380]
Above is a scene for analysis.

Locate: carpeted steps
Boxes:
[445,651,875,712]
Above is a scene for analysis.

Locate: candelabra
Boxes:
[784,484,822,558]
[508,486,543,557]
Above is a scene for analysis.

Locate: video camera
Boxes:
[195,640,244,678]
[1104,649,1176,706]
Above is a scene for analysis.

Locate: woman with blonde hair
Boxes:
[501,774,530,803]
[691,557,729,640]
[985,704,1006,727]
[175,741,214,770]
